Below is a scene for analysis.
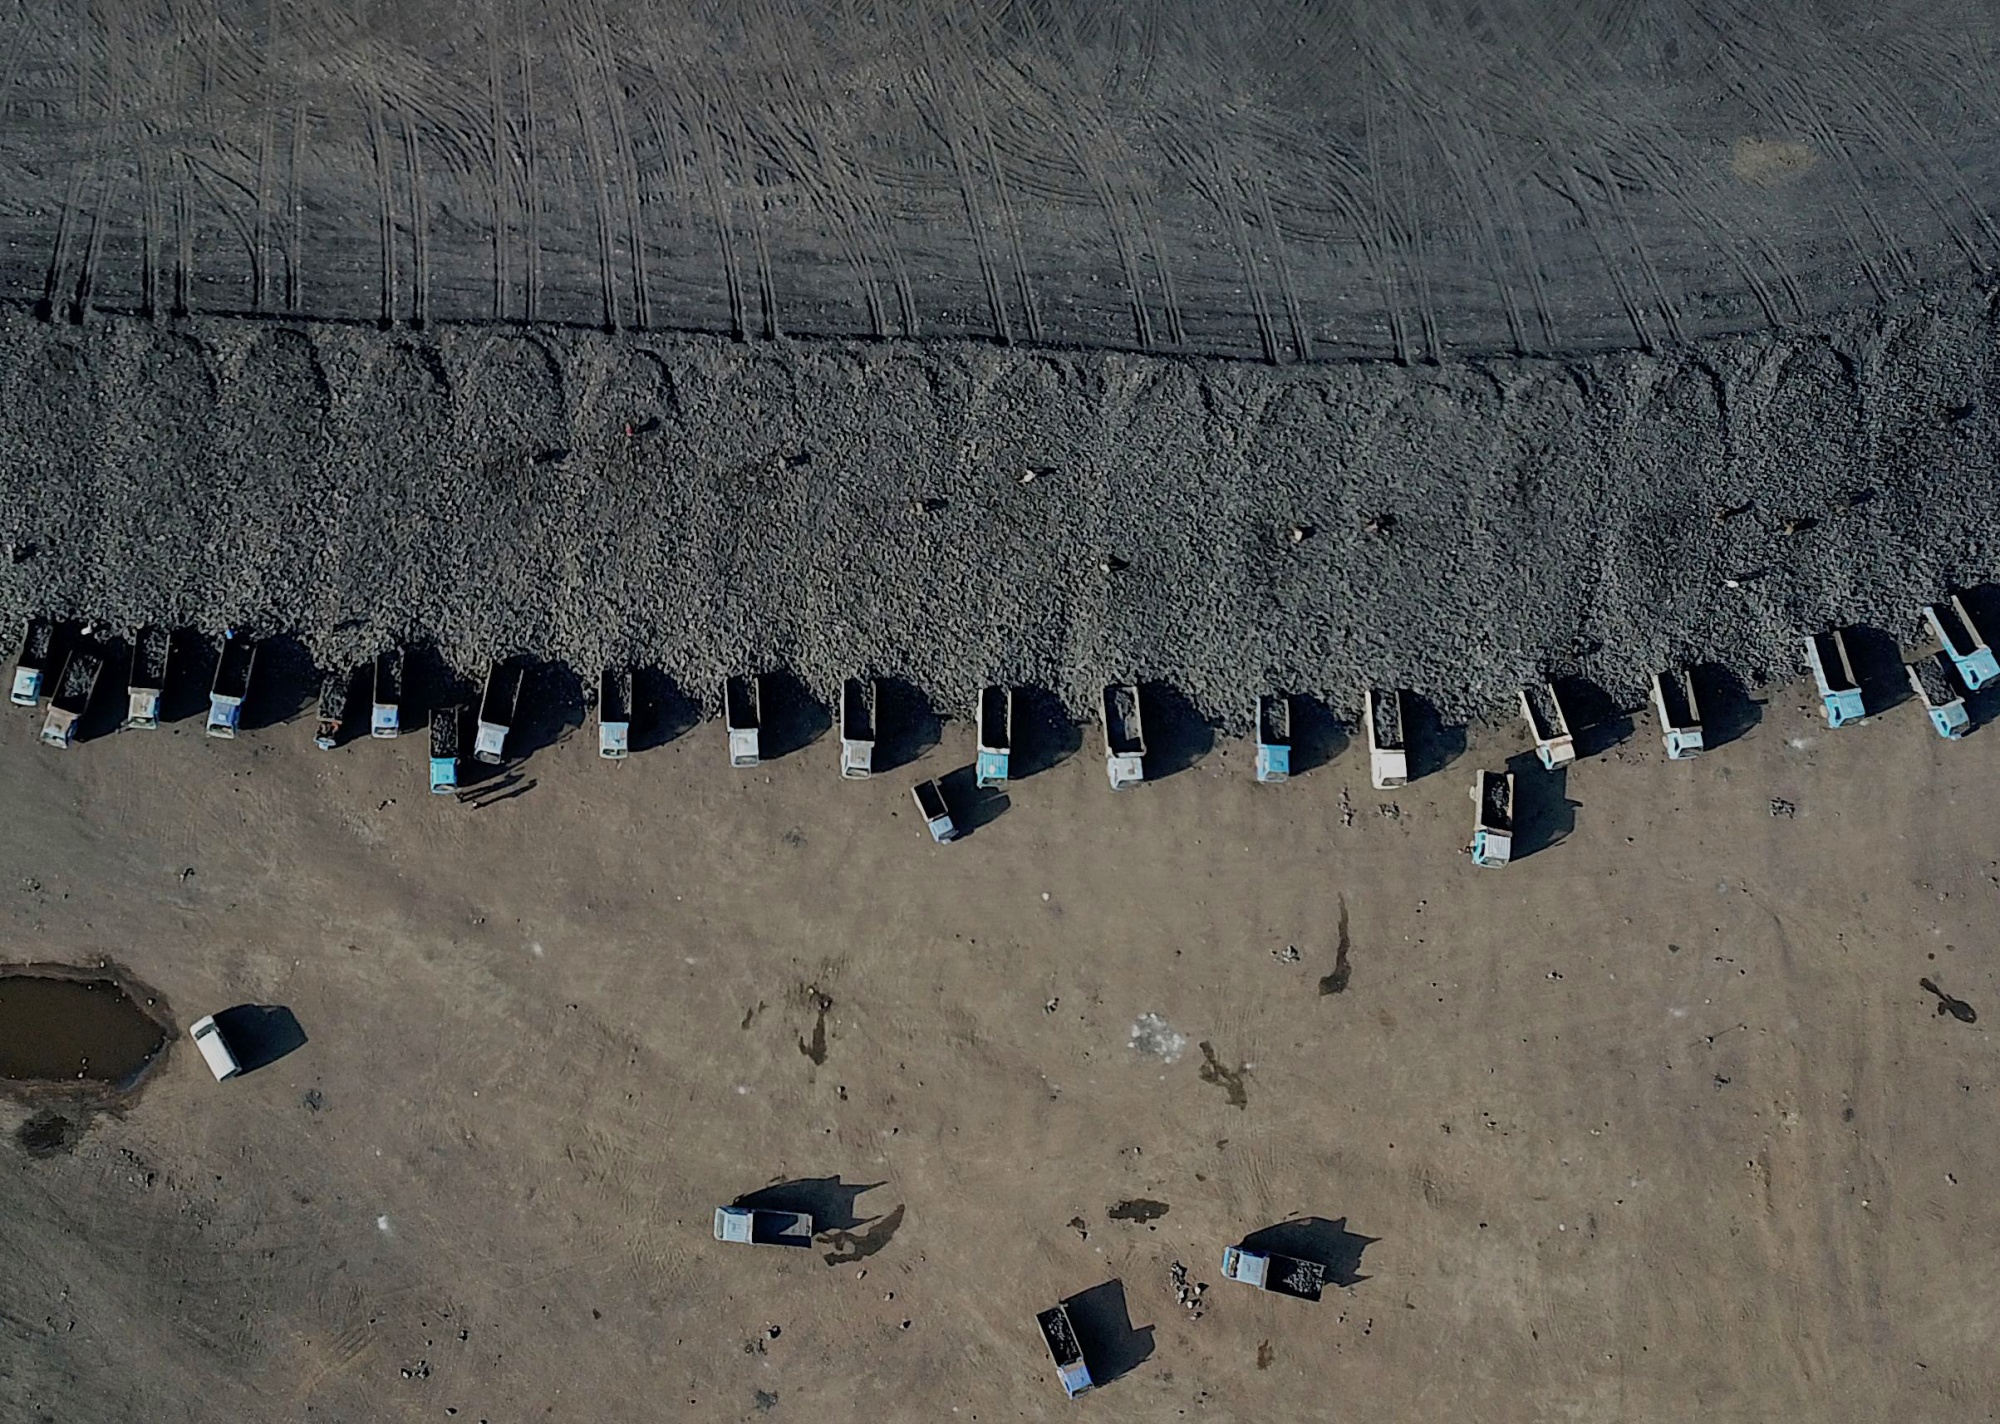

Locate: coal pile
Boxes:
[1,303,1997,732]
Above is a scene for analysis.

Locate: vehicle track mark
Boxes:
[752,0,915,335]
[938,4,1040,341]
[483,0,513,321]
[1392,93,1442,360]
[575,0,651,328]
[994,50,1158,350]
[1252,167,1311,361]
[249,0,281,312]
[1360,90,1413,363]
[688,95,746,338]
[909,32,1009,344]
[515,0,541,324]
[554,13,620,330]
[361,81,396,328]
[403,111,429,329]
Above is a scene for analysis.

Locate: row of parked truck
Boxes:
[14,597,1995,836]
[712,1201,1329,1399]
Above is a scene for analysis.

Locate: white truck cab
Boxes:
[188,1015,243,1081]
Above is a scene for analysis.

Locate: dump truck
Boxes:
[1470,770,1514,868]
[712,1205,813,1248]
[913,778,958,843]
[40,643,103,748]
[474,661,523,765]
[1220,1245,1328,1302]
[206,632,257,739]
[599,666,632,759]
[976,685,1013,788]
[1102,683,1145,790]
[314,668,349,750]
[725,675,761,768]
[187,1014,244,1082]
[1806,631,1864,727]
[371,648,404,737]
[1925,596,1997,693]
[1035,1302,1094,1399]
[1520,683,1576,769]
[124,626,171,730]
[1365,687,1407,789]
[1255,693,1292,783]
[1907,652,1969,740]
[1652,669,1703,759]
[11,617,54,706]
[840,677,877,779]
[429,706,460,794]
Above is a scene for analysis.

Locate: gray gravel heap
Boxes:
[2,301,1997,731]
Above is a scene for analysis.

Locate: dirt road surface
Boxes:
[3,0,2000,357]
[2,682,1994,1421]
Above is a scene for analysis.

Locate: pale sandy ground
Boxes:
[1,680,1995,1424]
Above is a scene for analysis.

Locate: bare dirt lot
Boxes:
[4,0,2000,358]
[2,683,1995,1422]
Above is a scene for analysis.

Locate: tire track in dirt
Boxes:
[909,17,1010,345]
[1155,134,1279,363]
[978,19,1173,351]
[514,0,541,324]
[687,94,746,339]
[747,0,916,336]
[552,8,621,331]
[359,81,397,328]
[402,109,430,329]
[482,0,513,322]
[572,0,652,329]
[1693,4,1906,299]
[934,3,1041,343]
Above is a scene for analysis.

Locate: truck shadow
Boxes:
[1505,751,1576,859]
[159,631,215,726]
[760,670,831,761]
[630,669,701,752]
[1139,682,1212,780]
[240,634,315,732]
[1553,675,1632,759]
[939,764,1009,834]
[509,659,585,758]
[875,677,941,773]
[1063,1279,1153,1387]
[1406,692,1465,781]
[72,633,130,743]
[1238,1216,1377,1288]
[1012,687,1081,779]
[209,1004,308,1075]
[734,1176,886,1233]
[1844,623,1914,714]
[1692,662,1763,749]
[1287,694,1349,776]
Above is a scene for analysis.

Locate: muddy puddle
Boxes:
[0,967,169,1087]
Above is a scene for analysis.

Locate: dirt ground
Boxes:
[1,681,1995,1423]
[3,0,1999,358]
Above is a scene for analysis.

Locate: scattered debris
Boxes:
[1170,1261,1208,1319]
[1129,1013,1187,1063]
[1272,944,1301,963]
[1769,798,1795,818]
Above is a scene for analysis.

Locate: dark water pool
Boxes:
[0,973,167,1084]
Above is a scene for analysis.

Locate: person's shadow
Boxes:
[209,1005,308,1074]
[1238,1216,1378,1288]
[1063,1279,1153,1386]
